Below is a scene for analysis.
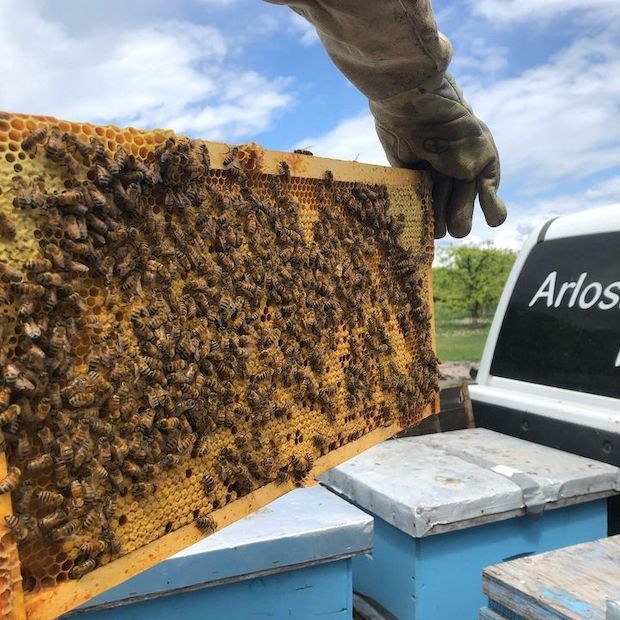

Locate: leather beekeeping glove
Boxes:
[265,0,507,238]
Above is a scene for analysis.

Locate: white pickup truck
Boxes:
[470,204,619,475]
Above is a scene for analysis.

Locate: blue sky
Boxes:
[1,0,619,251]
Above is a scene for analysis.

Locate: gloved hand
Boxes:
[372,75,506,238]
[265,0,507,239]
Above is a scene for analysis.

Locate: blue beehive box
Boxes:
[320,428,620,620]
[64,486,372,620]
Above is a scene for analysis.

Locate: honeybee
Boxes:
[108,468,126,494]
[109,146,128,176]
[60,132,90,163]
[42,242,65,269]
[45,127,67,161]
[56,435,74,465]
[47,326,67,356]
[278,161,291,181]
[0,403,20,426]
[11,372,35,395]
[13,180,47,211]
[80,539,107,558]
[195,515,217,533]
[54,460,72,489]
[94,165,113,189]
[37,426,55,453]
[16,301,34,320]
[160,454,181,469]
[112,436,130,464]
[275,468,290,485]
[132,482,156,498]
[69,480,84,513]
[36,271,63,288]
[147,386,167,408]
[103,529,122,554]
[164,359,186,373]
[4,514,30,542]
[203,473,215,494]
[155,418,179,433]
[38,508,67,533]
[87,416,111,436]
[16,432,31,460]
[313,434,328,449]
[68,391,95,408]
[85,212,108,236]
[63,214,88,241]
[137,408,156,431]
[21,319,42,340]
[0,262,24,282]
[78,480,96,507]
[215,410,233,428]
[35,490,64,507]
[82,509,100,530]
[69,558,97,579]
[15,480,34,513]
[89,138,108,163]
[49,518,79,542]
[0,212,16,240]
[103,494,117,520]
[72,444,91,470]
[123,460,142,480]
[11,281,45,297]
[193,436,210,458]
[21,127,48,153]
[223,146,239,168]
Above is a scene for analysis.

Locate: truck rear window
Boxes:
[491,231,620,399]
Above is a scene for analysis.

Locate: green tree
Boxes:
[433,244,516,323]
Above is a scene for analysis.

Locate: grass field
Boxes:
[435,317,491,362]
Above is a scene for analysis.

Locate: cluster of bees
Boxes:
[0,122,437,585]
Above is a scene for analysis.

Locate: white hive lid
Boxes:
[73,485,372,611]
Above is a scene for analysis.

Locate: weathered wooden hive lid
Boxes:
[320,428,620,537]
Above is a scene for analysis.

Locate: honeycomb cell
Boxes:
[0,112,436,604]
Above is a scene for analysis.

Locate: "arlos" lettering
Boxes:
[528,272,620,310]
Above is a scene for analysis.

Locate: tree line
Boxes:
[433,244,516,323]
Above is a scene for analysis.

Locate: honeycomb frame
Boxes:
[0,112,438,619]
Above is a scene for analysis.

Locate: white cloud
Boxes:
[470,0,620,24]
[0,0,292,141]
[294,112,388,165]
[467,35,620,190]
[164,72,292,139]
[469,172,620,251]
[288,12,319,46]
[295,31,620,196]
[450,37,509,80]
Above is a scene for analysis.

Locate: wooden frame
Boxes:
[0,113,438,619]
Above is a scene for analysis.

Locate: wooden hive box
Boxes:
[0,112,439,619]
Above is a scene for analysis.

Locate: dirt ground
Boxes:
[439,361,479,387]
